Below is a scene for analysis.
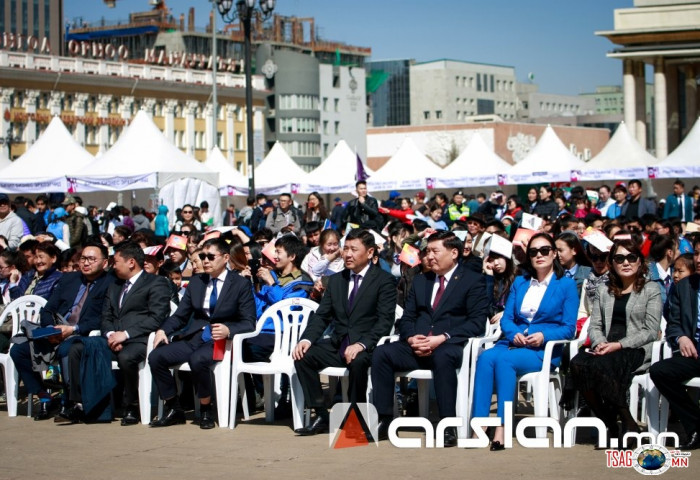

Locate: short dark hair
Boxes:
[355,180,367,188]
[599,185,611,193]
[427,230,463,253]
[35,194,49,204]
[34,241,60,260]
[279,193,292,200]
[629,179,643,189]
[200,200,209,209]
[345,228,376,252]
[114,241,145,268]
[83,239,109,260]
[304,221,321,235]
[202,237,230,255]
[649,234,675,262]
[674,179,685,188]
[19,239,38,253]
[275,234,306,268]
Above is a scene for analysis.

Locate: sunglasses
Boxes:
[182,210,194,214]
[527,246,553,258]
[198,253,221,261]
[589,253,607,262]
[612,253,640,264]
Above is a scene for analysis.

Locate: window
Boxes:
[435,110,442,119]
[423,111,430,120]
[334,121,340,134]
[334,99,339,112]
[236,133,244,150]
[323,121,328,134]
[476,74,481,92]
[323,97,328,111]
[333,73,340,88]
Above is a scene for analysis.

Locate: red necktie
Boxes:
[432,275,446,310]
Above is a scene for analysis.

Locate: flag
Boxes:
[322,219,336,230]
[355,153,369,182]
[398,243,420,267]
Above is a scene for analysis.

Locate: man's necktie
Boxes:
[679,195,685,219]
[209,278,218,315]
[663,276,672,295]
[432,275,446,310]
[119,280,131,308]
[70,282,91,326]
[348,273,361,309]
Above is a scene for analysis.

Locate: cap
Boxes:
[0,193,9,203]
[334,197,342,203]
[389,190,401,199]
[454,190,464,197]
[262,202,274,210]
[62,194,77,206]
[415,192,426,200]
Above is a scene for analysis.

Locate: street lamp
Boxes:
[216,0,276,197]
[0,124,21,160]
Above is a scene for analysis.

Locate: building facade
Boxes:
[366,59,412,127]
[0,0,63,55]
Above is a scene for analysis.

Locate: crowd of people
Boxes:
[0,178,699,451]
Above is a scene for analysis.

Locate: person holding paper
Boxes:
[148,237,256,429]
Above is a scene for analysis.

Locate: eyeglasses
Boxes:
[198,253,221,261]
[589,253,607,262]
[182,210,193,214]
[527,246,554,258]
[612,253,640,264]
[79,256,101,264]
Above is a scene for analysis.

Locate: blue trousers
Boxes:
[471,343,545,422]
[9,336,80,395]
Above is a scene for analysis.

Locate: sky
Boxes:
[64,0,634,96]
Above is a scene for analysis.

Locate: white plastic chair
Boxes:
[0,295,47,417]
[655,342,700,442]
[629,316,666,426]
[229,297,318,430]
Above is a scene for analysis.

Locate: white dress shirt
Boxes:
[520,271,554,322]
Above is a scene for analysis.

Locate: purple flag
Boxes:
[355,153,370,181]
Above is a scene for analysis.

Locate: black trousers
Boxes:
[649,353,700,436]
[148,333,215,401]
[371,340,463,418]
[294,340,371,410]
[68,341,145,406]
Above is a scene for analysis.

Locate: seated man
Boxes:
[371,230,488,446]
[62,242,171,425]
[148,237,256,429]
[292,229,396,436]
[649,270,700,450]
[9,241,115,420]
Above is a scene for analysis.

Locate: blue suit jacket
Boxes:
[499,274,578,360]
[663,193,694,222]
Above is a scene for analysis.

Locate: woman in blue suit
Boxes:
[472,232,578,451]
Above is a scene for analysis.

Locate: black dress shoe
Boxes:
[443,426,458,448]
[199,410,216,430]
[54,405,83,424]
[149,408,186,427]
[34,402,52,421]
[121,408,140,426]
[490,440,505,451]
[376,418,391,441]
[294,415,329,436]
[680,430,700,450]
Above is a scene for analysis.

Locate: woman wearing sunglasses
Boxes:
[569,239,662,443]
[472,232,578,451]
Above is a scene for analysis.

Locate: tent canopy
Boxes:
[579,122,656,181]
[436,131,511,188]
[654,116,700,178]
[0,116,94,193]
[205,146,249,196]
[75,110,218,190]
[254,142,309,194]
[367,137,442,191]
[303,140,373,194]
[506,125,586,184]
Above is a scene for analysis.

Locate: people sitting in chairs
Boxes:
[569,239,662,445]
[472,232,578,451]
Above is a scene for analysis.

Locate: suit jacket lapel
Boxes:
[199,274,211,310]
[603,285,615,336]
[432,265,463,317]
[212,273,233,318]
[119,273,146,312]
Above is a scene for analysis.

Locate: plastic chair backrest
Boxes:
[0,295,47,336]
[257,298,318,363]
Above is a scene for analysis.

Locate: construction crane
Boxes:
[103,0,165,8]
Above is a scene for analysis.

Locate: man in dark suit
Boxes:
[341,180,384,231]
[148,237,256,429]
[663,179,695,222]
[10,241,115,421]
[62,241,171,425]
[371,230,488,446]
[292,229,396,436]
[650,272,700,450]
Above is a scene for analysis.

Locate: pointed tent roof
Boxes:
[654,117,700,178]
[204,146,249,196]
[0,116,94,193]
[506,125,586,184]
[579,122,656,181]
[254,142,309,194]
[303,140,374,194]
[367,137,443,191]
[435,131,512,188]
[75,110,218,190]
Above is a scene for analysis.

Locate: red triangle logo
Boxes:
[333,406,370,449]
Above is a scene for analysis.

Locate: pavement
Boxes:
[1,399,697,480]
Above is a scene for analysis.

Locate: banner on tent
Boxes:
[434,175,501,189]
[302,183,356,195]
[368,179,428,191]
[220,185,250,197]
[70,174,157,191]
[654,165,700,179]
[505,170,573,185]
[0,178,66,193]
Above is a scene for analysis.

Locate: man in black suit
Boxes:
[650,272,700,450]
[148,237,256,429]
[62,242,171,425]
[341,180,384,231]
[10,241,115,420]
[292,229,396,436]
[371,230,488,446]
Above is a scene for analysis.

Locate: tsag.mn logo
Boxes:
[328,403,379,449]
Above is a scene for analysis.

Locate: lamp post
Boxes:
[215,0,276,198]
[0,124,21,160]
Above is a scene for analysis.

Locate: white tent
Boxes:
[505,125,586,185]
[254,142,310,195]
[0,116,94,193]
[653,117,700,179]
[303,140,374,194]
[579,122,656,181]
[73,110,219,191]
[159,177,223,228]
[0,156,11,172]
[435,132,512,188]
[204,146,249,196]
[367,137,443,191]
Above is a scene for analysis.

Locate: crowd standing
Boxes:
[1,178,700,451]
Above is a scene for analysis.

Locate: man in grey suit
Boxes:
[64,241,171,425]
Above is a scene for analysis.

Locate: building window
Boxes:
[334,121,340,134]
[334,98,339,112]
[236,133,244,150]
[435,110,442,119]
[333,73,340,88]
[323,97,328,111]
[476,74,481,92]
[423,111,430,120]
[323,121,328,134]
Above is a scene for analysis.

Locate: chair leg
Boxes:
[263,375,275,423]
[229,373,241,430]
[417,379,430,419]
[290,373,305,431]
[214,365,230,429]
[137,362,151,425]
[533,378,549,438]
[341,377,350,403]
[4,363,19,417]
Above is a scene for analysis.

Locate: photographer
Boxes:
[478,190,507,220]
